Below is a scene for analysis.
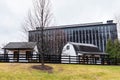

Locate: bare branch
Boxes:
[22,0,53,67]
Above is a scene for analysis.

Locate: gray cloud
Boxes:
[0,0,32,46]
[0,0,120,46]
[52,0,120,25]
[52,0,120,39]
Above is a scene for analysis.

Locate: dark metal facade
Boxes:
[29,21,118,52]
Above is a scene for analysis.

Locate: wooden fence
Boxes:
[0,54,120,65]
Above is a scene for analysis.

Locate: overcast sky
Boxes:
[0,0,120,47]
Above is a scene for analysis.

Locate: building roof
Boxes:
[77,51,107,55]
[38,22,103,30]
[29,20,116,32]
[69,42,98,48]
[68,42,104,54]
[3,42,37,50]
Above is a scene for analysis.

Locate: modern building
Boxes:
[29,20,118,53]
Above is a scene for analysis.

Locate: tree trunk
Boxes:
[41,26,44,67]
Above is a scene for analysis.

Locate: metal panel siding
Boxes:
[29,23,117,52]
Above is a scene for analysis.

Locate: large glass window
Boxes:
[86,30,89,43]
[76,30,79,42]
[92,29,96,45]
[79,30,82,43]
[73,30,76,42]
[96,28,99,47]
[66,29,70,42]
[89,30,92,44]
[70,30,72,42]
[83,30,85,43]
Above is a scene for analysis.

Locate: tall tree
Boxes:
[114,39,120,58]
[106,39,114,58]
[50,29,66,55]
[23,0,52,33]
[106,39,120,58]
[23,0,52,68]
[23,0,66,68]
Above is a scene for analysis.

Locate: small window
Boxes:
[66,45,70,50]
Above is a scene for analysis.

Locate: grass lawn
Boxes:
[0,63,120,80]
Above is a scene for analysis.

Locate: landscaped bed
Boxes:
[0,63,120,80]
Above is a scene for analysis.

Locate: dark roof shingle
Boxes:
[3,42,36,49]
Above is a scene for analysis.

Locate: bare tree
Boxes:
[52,30,66,55]
[23,0,67,68]
[23,0,52,68]
[0,43,7,54]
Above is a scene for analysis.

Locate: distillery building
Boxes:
[29,20,118,53]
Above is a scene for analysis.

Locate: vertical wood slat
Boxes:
[69,55,71,63]
[39,54,41,62]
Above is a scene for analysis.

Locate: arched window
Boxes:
[66,45,70,50]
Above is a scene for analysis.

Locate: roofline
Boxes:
[2,42,37,49]
[29,22,116,32]
[5,42,37,43]
[68,42,98,47]
[2,48,34,50]
[77,51,108,55]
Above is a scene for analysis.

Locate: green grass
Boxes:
[0,63,120,80]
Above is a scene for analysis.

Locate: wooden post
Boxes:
[94,56,96,64]
[92,55,94,64]
[60,55,61,63]
[83,56,85,64]
[31,50,34,62]
[86,56,88,64]
[107,55,110,65]
[4,49,6,62]
[69,55,71,63]
[76,56,78,64]
[39,54,41,62]
[101,55,104,65]
[17,49,19,62]
[4,49,7,62]
[115,57,117,65]
[79,56,80,64]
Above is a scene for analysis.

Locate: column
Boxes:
[95,28,97,45]
[78,29,80,43]
[91,28,93,44]
[85,29,87,43]
[81,29,83,43]
[102,27,104,52]
[98,27,101,51]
